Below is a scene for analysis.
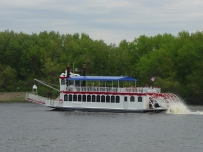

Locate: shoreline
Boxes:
[0,92,28,102]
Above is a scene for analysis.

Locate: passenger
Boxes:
[130,85,134,92]
[149,97,153,103]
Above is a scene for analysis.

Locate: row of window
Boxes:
[64,94,143,103]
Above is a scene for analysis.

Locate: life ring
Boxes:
[59,99,63,104]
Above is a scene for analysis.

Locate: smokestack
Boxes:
[83,64,86,86]
[66,63,70,86]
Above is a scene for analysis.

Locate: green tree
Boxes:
[0,65,17,91]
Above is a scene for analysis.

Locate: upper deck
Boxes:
[61,73,160,94]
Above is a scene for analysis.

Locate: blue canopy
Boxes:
[68,76,136,81]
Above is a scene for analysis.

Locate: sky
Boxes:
[0,0,203,44]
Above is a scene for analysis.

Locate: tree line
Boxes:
[0,30,203,104]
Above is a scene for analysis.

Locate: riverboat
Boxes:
[25,65,180,113]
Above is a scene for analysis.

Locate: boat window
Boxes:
[130,96,135,102]
[78,95,81,102]
[64,94,68,101]
[73,95,77,101]
[101,95,105,102]
[96,95,100,102]
[106,95,110,103]
[116,96,120,103]
[61,79,65,85]
[138,96,142,102]
[92,95,95,102]
[69,95,72,101]
[75,80,80,86]
[82,95,86,102]
[69,80,73,85]
[87,95,91,102]
[124,96,127,102]
[111,96,115,103]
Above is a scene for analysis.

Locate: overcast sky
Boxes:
[0,0,203,44]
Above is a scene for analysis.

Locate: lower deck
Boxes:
[25,93,169,113]
[43,92,167,112]
[57,93,148,110]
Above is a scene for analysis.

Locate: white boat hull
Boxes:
[26,93,168,113]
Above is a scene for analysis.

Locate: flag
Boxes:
[150,77,155,82]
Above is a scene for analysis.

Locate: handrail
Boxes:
[25,93,47,105]
[34,79,60,92]
[66,86,161,93]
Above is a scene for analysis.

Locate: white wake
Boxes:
[189,111,203,115]
[166,102,203,115]
[166,102,190,114]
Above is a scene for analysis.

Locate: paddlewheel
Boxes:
[148,93,181,109]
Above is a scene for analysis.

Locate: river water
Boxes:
[0,102,203,152]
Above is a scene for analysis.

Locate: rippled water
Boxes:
[0,102,203,152]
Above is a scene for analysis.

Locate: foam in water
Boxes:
[166,101,203,115]
[166,102,190,114]
[190,111,203,115]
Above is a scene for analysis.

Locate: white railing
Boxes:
[25,93,47,105]
[65,86,161,93]
[26,93,64,107]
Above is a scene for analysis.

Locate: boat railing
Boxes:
[25,93,47,104]
[66,86,160,93]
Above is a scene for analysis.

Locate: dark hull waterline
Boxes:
[49,106,167,113]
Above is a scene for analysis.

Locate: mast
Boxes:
[83,64,86,86]
[66,63,70,86]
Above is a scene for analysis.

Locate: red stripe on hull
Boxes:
[27,98,45,105]
[61,91,149,96]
